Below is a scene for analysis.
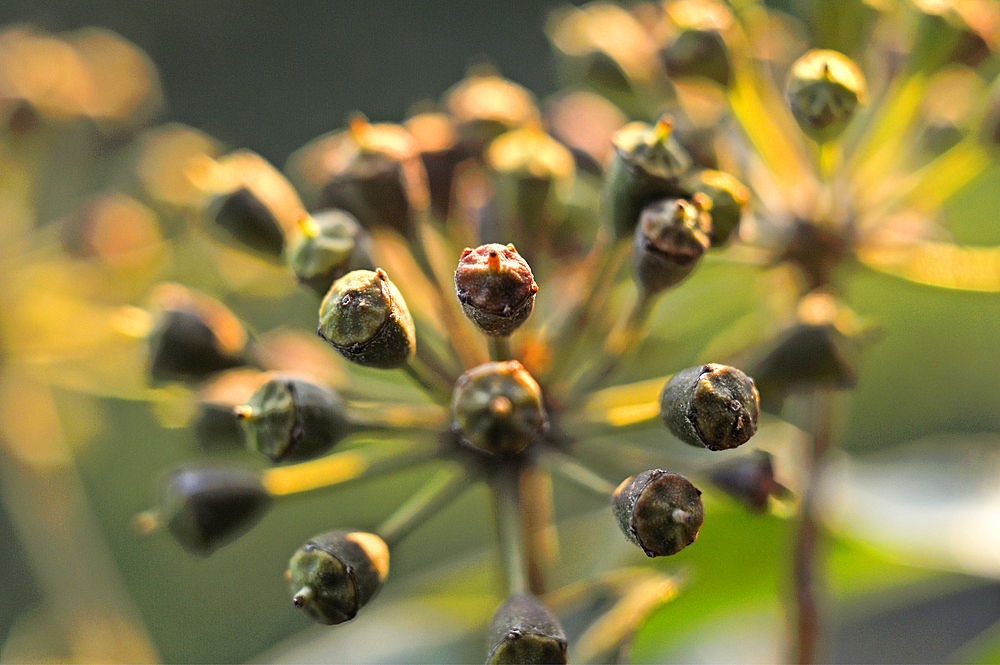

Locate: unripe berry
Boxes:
[156,465,271,556]
[604,116,693,239]
[451,360,547,456]
[660,364,759,451]
[632,197,711,294]
[287,530,389,625]
[317,269,416,369]
[286,210,374,298]
[612,470,703,557]
[237,376,351,464]
[486,593,567,664]
[455,244,538,337]
[786,50,866,143]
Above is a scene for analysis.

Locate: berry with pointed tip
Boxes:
[317,269,416,369]
[157,465,271,556]
[237,376,351,464]
[287,530,389,625]
[632,197,711,294]
[287,210,375,298]
[604,116,693,239]
[786,50,867,143]
[661,364,759,451]
[455,244,538,337]
[612,470,703,557]
[685,169,749,246]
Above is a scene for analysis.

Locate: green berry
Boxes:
[685,169,749,246]
[604,116,693,239]
[632,198,711,294]
[786,50,866,143]
[287,530,389,625]
[287,210,374,298]
[317,269,416,369]
[451,360,547,456]
[660,364,759,451]
[237,376,351,464]
[612,469,703,557]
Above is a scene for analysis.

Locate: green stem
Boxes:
[377,464,474,548]
[543,450,617,498]
[567,289,657,402]
[493,464,529,596]
[263,443,440,497]
[403,356,454,404]
[543,235,629,385]
[345,402,449,431]
[488,336,513,362]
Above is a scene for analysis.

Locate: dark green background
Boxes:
[1,0,579,165]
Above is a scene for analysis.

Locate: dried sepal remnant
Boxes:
[317,268,416,369]
[661,364,759,451]
[451,360,547,456]
[487,593,568,665]
[613,469,704,557]
[455,243,538,338]
[287,530,389,626]
[237,376,351,464]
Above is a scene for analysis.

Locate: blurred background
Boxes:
[3,0,1000,663]
[0,0,573,165]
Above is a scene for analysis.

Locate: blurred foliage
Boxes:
[2,1,1000,664]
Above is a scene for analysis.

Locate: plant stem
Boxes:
[404,356,454,403]
[543,450,617,498]
[519,464,558,596]
[345,401,448,430]
[789,388,835,664]
[493,464,529,596]
[543,235,629,385]
[488,336,513,362]
[377,464,474,548]
[567,289,656,402]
